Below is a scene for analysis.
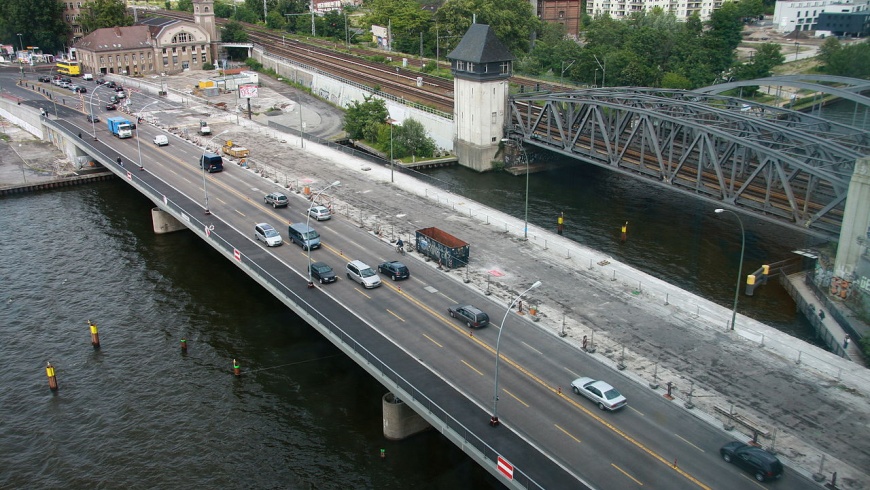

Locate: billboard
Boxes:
[239,84,258,99]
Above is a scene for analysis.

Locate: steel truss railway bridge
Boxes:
[507,81,870,241]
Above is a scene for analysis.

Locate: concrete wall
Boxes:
[253,48,456,154]
[0,94,44,140]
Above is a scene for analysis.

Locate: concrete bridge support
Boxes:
[382,392,430,440]
[834,157,870,279]
[151,207,187,234]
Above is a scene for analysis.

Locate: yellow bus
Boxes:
[56,61,81,76]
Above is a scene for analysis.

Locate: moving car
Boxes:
[153,135,169,146]
[720,442,784,482]
[86,114,100,123]
[307,205,331,221]
[82,73,93,80]
[38,76,51,83]
[74,86,87,93]
[570,377,627,411]
[346,260,381,289]
[309,262,336,284]
[254,223,283,247]
[377,261,410,280]
[264,192,289,208]
[447,304,489,328]
[105,103,116,111]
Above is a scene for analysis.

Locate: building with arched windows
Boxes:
[73,17,214,76]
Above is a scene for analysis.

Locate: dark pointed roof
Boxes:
[447,24,515,64]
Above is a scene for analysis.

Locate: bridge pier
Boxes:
[151,207,186,234]
[382,392,430,440]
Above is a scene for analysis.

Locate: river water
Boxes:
[0,183,499,489]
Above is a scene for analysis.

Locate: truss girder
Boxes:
[509,91,862,239]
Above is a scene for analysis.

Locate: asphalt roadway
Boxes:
[2,67,868,489]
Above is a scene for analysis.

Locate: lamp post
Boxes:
[794,42,800,62]
[134,101,159,171]
[17,33,25,80]
[714,208,745,331]
[593,54,606,88]
[560,60,575,87]
[501,137,530,240]
[88,84,104,139]
[491,280,542,427]
[202,130,229,215]
[594,68,599,88]
[388,118,394,183]
[306,181,341,287]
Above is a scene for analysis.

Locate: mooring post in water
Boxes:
[88,320,100,349]
[46,361,58,391]
[233,358,241,377]
[180,338,187,353]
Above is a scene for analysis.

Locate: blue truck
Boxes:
[107,116,133,139]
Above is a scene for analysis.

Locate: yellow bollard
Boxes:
[46,362,58,391]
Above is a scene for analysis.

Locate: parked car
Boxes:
[346,260,381,289]
[86,114,100,123]
[309,262,336,284]
[153,135,169,146]
[38,76,51,83]
[105,103,116,111]
[74,86,87,93]
[264,192,289,208]
[307,205,331,221]
[254,223,283,247]
[106,81,116,88]
[378,261,410,280]
[82,73,93,81]
[720,442,784,482]
[96,78,106,85]
[570,377,627,411]
[447,304,489,328]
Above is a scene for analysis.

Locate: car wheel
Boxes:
[319,278,325,284]
[273,202,277,208]
[572,386,580,395]
[466,321,472,328]
[754,472,765,482]
[722,453,732,463]
[598,402,606,410]
[392,274,397,280]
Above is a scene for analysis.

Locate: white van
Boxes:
[82,73,93,81]
[153,135,168,146]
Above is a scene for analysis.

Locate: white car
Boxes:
[308,205,331,221]
[254,223,283,247]
[571,377,627,411]
[346,260,381,289]
[153,135,169,146]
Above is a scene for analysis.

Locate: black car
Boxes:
[106,81,116,88]
[105,103,116,110]
[96,79,106,85]
[720,442,784,482]
[447,304,490,328]
[38,75,51,83]
[86,114,100,123]
[309,262,336,284]
[74,86,87,93]
[377,260,410,280]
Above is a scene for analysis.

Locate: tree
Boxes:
[176,0,193,12]
[221,21,250,60]
[344,96,388,142]
[820,41,870,78]
[393,119,436,159]
[434,0,540,54]
[361,0,432,53]
[0,0,69,54]
[214,1,235,18]
[80,0,134,34]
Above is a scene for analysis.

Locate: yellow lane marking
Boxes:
[676,434,704,453]
[611,463,643,486]
[386,309,404,322]
[502,388,529,408]
[461,360,485,376]
[422,334,443,348]
[554,424,581,444]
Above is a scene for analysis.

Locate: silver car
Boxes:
[570,377,627,411]
[254,223,283,247]
[346,260,381,288]
[308,205,331,221]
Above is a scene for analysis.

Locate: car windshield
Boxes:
[313,264,330,273]
[303,230,320,240]
[360,268,376,278]
[603,388,622,400]
[264,228,279,238]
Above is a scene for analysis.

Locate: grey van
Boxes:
[287,223,321,250]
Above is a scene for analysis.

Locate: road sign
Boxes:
[497,456,514,480]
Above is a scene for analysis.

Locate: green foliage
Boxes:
[818,38,870,78]
[361,0,433,54]
[231,5,260,23]
[321,10,345,40]
[393,119,436,159]
[434,0,541,54]
[203,62,215,70]
[176,0,193,11]
[266,10,286,30]
[0,0,70,53]
[214,1,234,18]
[244,57,263,71]
[344,96,389,141]
[660,72,692,89]
[222,21,250,60]
[80,0,134,34]
[733,42,784,89]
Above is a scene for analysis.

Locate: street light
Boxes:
[202,130,229,215]
[17,34,24,80]
[594,68,599,88]
[714,208,745,331]
[88,84,105,139]
[501,136,530,240]
[134,100,159,171]
[306,181,340,287]
[593,54,606,88]
[491,280,542,427]
[794,42,800,62]
[560,60,575,87]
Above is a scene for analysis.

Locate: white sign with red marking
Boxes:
[497,456,514,480]
[233,249,241,262]
[205,225,211,237]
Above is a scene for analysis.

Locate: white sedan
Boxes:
[571,377,627,411]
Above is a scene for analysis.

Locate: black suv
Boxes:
[377,261,409,280]
[447,304,490,328]
[309,262,336,284]
[720,442,784,482]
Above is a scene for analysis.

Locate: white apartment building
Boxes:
[773,0,870,32]
[585,0,727,21]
